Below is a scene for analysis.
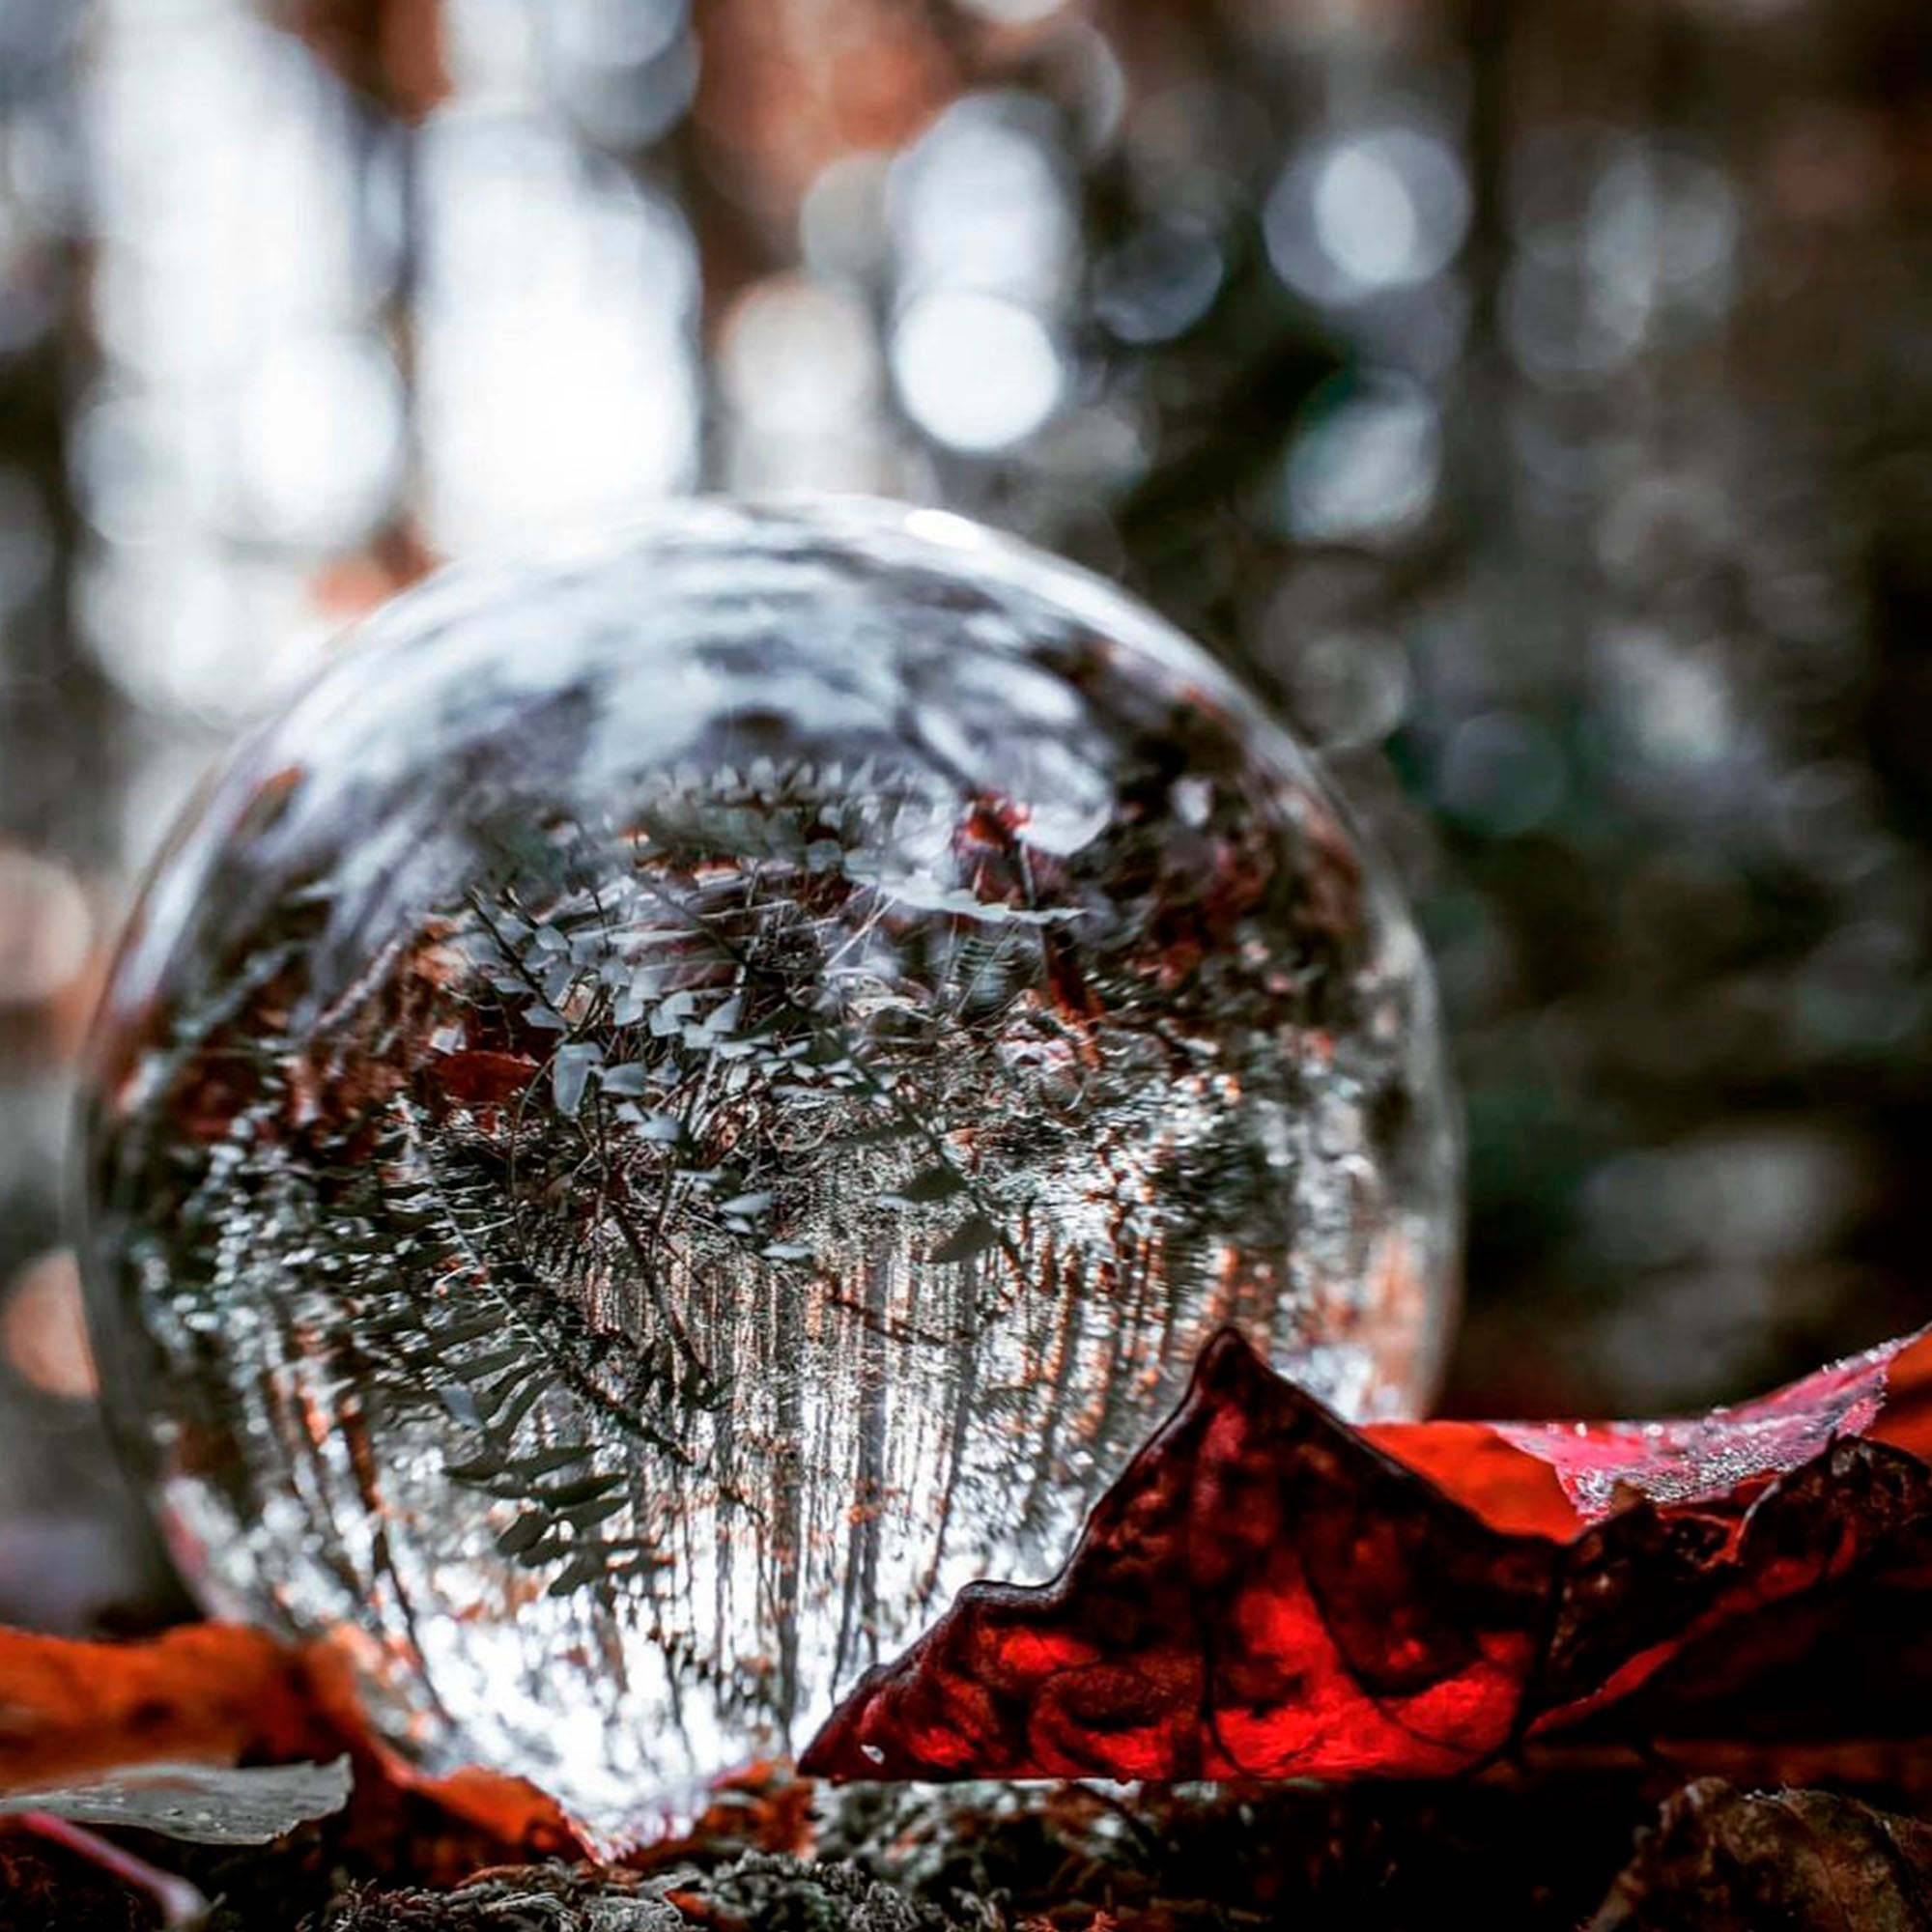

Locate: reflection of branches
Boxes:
[604,1185,721,1405]
[406,1116,696,1467]
[833,1253,888,1687]
[465,875,727,1395]
[919,1252,982,1604]
[621,840,1031,1299]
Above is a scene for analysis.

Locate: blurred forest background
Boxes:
[3,0,1931,1634]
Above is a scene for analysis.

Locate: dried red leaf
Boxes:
[423,1049,541,1108]
[802,1324,1932,1783]
[805,1332,1557,1780]
[1369,1322,1931,1530]
[14,1323,1932,1814]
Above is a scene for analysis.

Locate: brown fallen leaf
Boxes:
[0,1823,172,1932]
[0,1623,578,1873]
[1589,1778,1932,1931]
[0,1624,326,1791]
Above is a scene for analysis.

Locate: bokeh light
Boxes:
[1,1248,96,1403]
[415,110,699,550]
[0,848,91,1012]
[1282,374,1440,546]
[891,290,1065,453]
[1267,119,1470,306]
[890,94,1074,308]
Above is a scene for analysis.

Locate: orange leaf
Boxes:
[0,1625,326,1792]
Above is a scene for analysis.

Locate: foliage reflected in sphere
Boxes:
[79,500,1459,1831]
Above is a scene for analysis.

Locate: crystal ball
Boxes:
[79,499,1459,1830]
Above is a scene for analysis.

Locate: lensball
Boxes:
[79,499,1459,1832]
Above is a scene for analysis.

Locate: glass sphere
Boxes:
[79,499,1458,1832]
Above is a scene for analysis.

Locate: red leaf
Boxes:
[424,1049,540,1107]
[804,1332,1556,1780]
[1367,1322,1932,1531]
[14,1324,1932,1811]
[802,1324,1932,1782]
